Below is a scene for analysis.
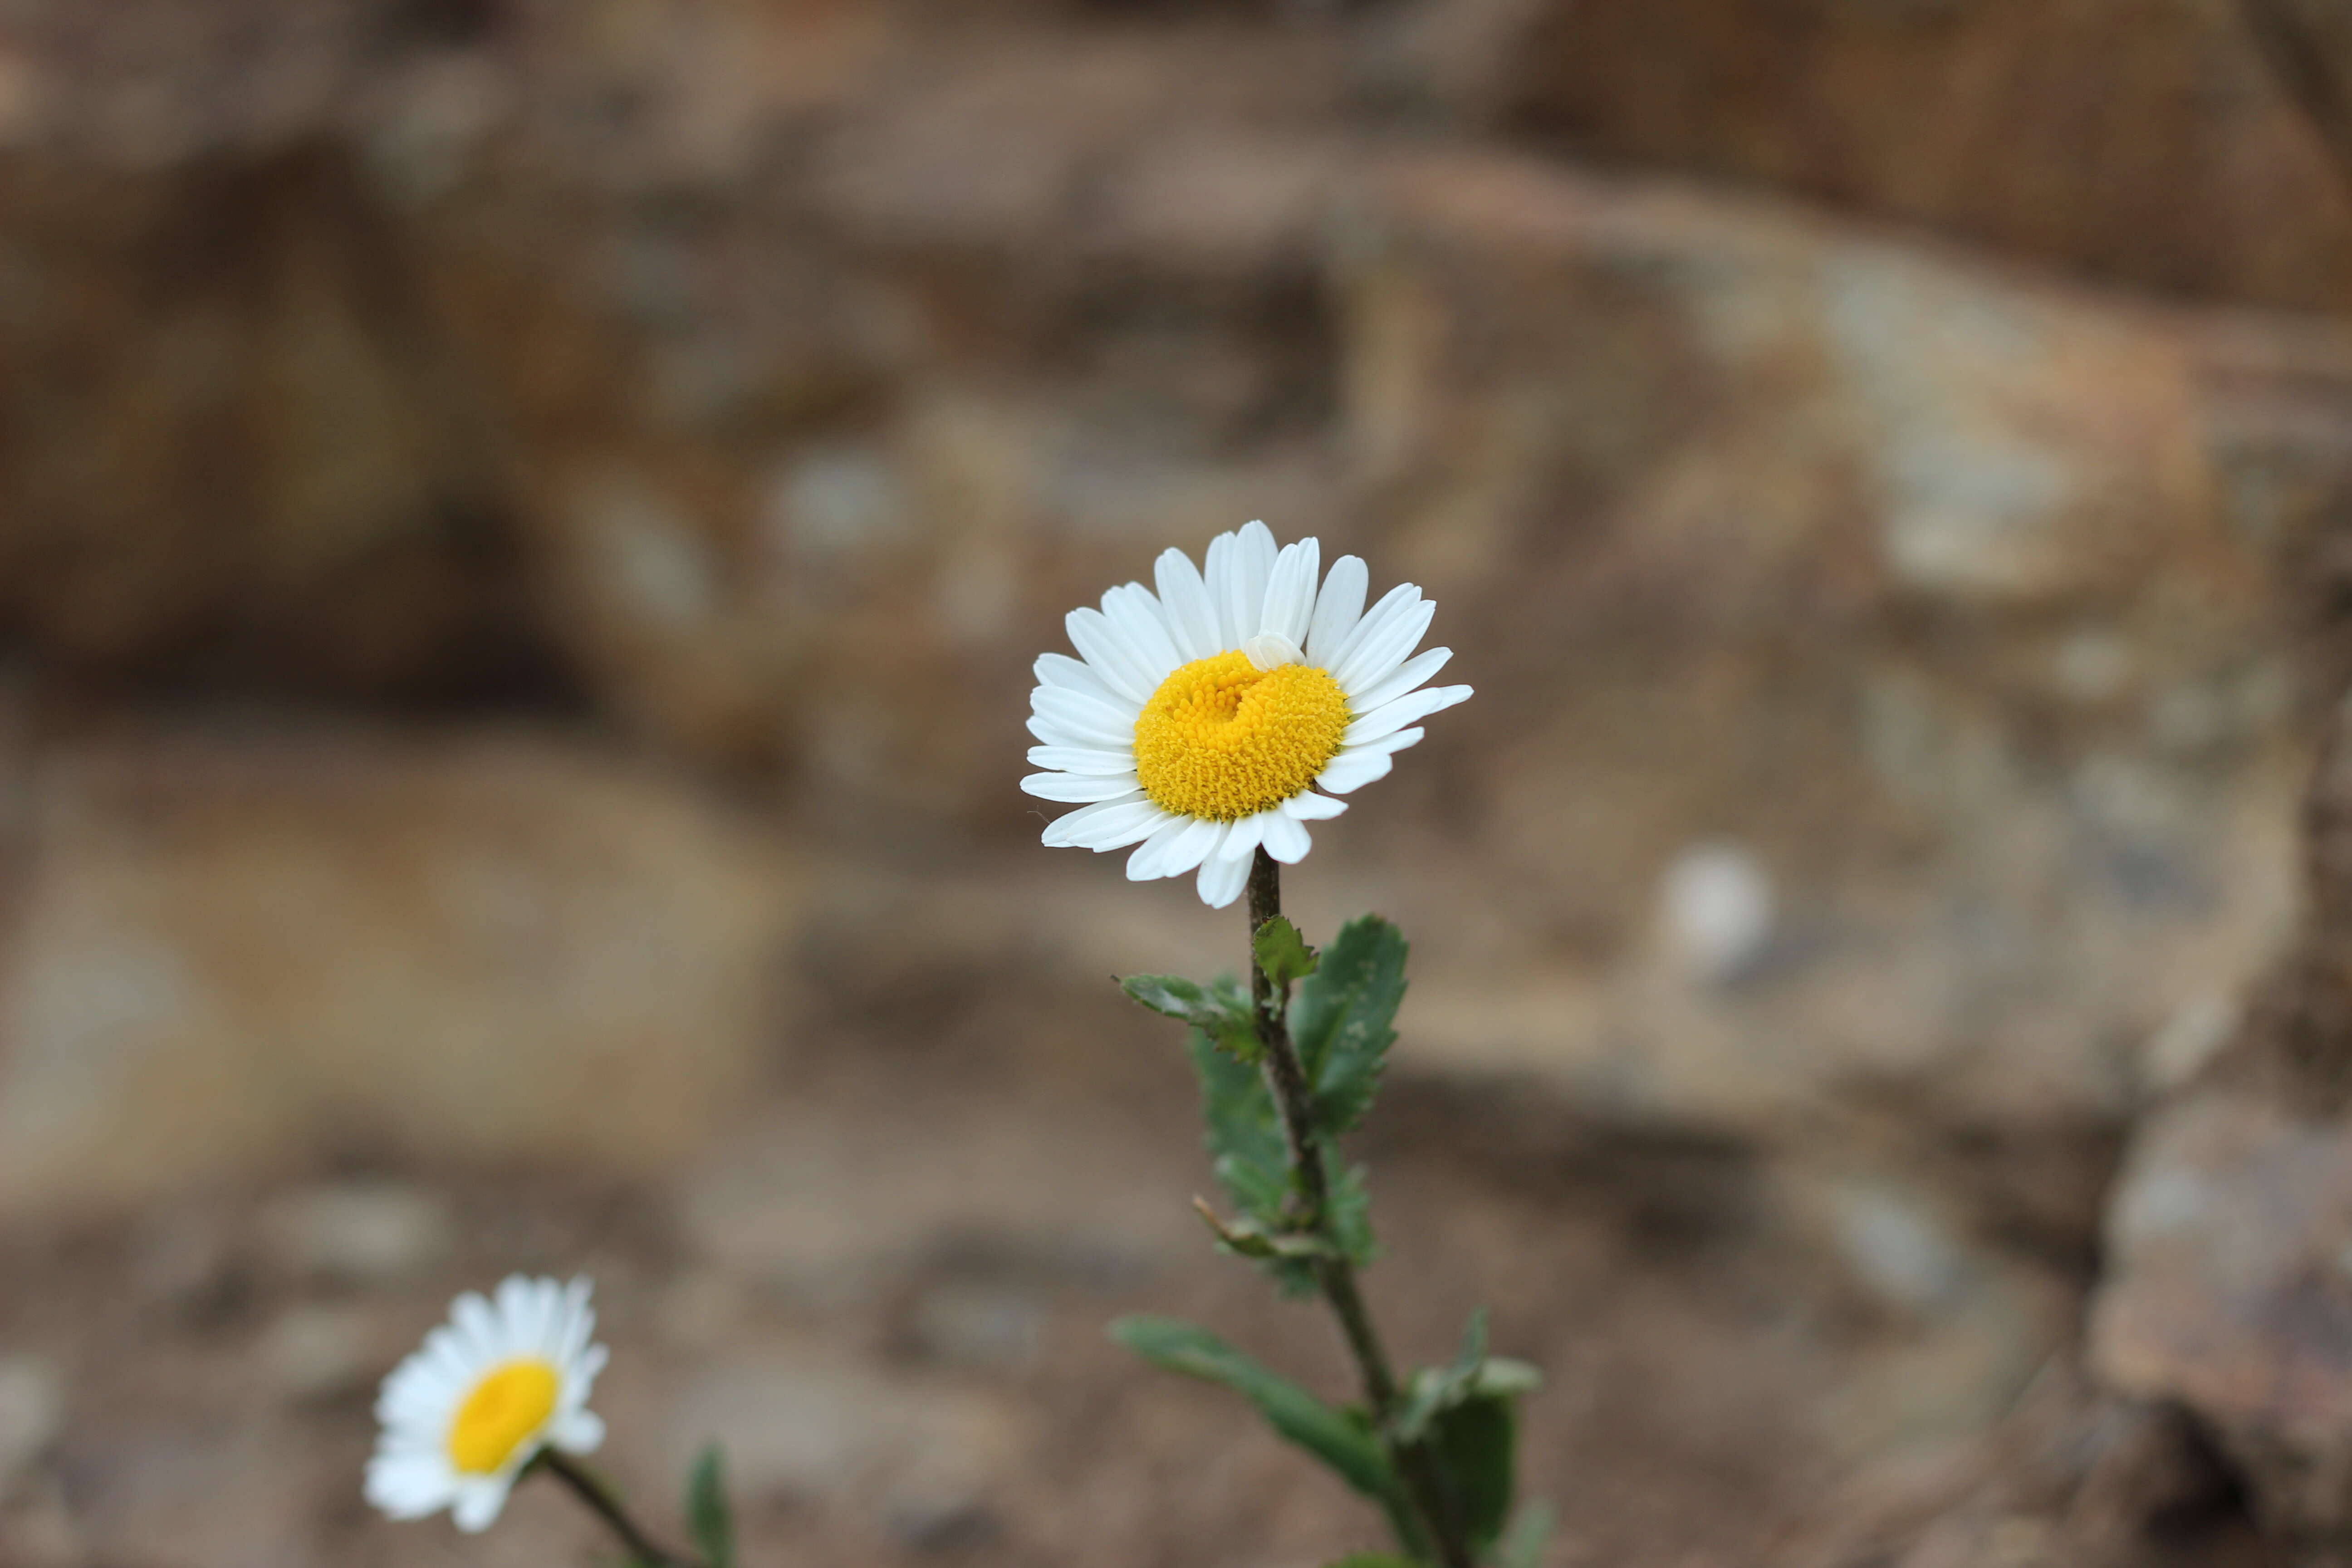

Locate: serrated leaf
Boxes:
[1497,1499,1555,1568]
[1289,916,1406,1136]
[1109,1316,1402,1508]
[1328,1162,1379,1271]
[685,1445,736,1568]
[1252,916,1320,992]
[1123,973,1260,1060]
[1429,1392,1517,1556]
[1186,1029,1319,1292]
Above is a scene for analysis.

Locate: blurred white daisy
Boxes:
[1024,520,1471,907]
[366,1275,608,1533]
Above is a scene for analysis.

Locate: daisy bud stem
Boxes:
[537,1449,701,1568]
[1245,849,1474,1568]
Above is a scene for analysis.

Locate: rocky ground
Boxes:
[7,1,2352,1564]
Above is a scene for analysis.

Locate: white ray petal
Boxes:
[1040,794,1154,847]
[1034,652,1121,706]
[1325,583,1418,685]
[1259,538,1319,648]
[1347,646,1452,715]
[1343,684,1470,745]
[1027,745,1137,775]
[1317,749,1396,794]
[1334,596,1436,697]
[1066,606,1154,705]
[1306,554,1368,666]
[1102,583,1183,685]
[552,1409,606,1454]
[1032,687,1138,748]
[1281,791,1348,821]
[1260,809,1312,864]
[1224,520,1278,648]
[1022,771,1142,802]
[1204,530,1240,647]
[1126,814,1197,881]
[1159,816,1227,879]
[1338,726,1425,762]
[452,1479,512,1533]
[1154,547,1223,661]
[1197,846,1254,908]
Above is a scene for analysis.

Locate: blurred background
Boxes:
[6,0,2352,1563]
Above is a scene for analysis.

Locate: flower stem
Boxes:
[537,1449,700,1568]
[1245,849,1474,1568]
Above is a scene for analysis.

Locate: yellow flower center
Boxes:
[1132,650,1350,821]
[448,1360,560,1475]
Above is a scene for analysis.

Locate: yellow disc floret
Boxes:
[1133,650,1349,821]
[448,1361,560,1475]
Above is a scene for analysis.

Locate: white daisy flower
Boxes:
[366,1275,609,1533]
[1023,519,1472,908]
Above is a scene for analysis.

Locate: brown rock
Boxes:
[1421,0,2352,311]
[0,730,804,1215]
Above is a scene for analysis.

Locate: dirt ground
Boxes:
[0,862,2277,1568]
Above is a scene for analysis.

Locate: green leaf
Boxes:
[1252,916,1320,991]
[1328,1162,1379,1271]
[1109,1316,1402,1508]
[1289,916,1407,1136]
[1122,973,1260,1060]
[685,1445,736,1568]
[1430,1393,1518,1556]
[1496,1499,1555,1568]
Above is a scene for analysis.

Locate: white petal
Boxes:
[1126,814,1197,881]
[1325,584,1417,686]
[1216,811,1268,864]
[1261,810,1313,864]
[1027,745,1137,775]
[1034,652,1121,706]
[1259,538,1319,647]
[1154,547,1223,662]
[572,1343,609,1391]
[556,1279,596,1366]
[1197,848,1253,908]
[552,1408,606,1455]
[1348,647,1452,715]
[1306,555,1368,666]
[1022,771,1141,802]
[451,1292,501,1363]
[1066,607,1155,706]
[1157,817,1226,878]
[1343,685,1470,745]
[1334,597,1436,697]
[1224,521,1278,649]
[451,1477,513,1533]
[1102,583,1183,685]
[366,1450,453,1501]
[494,1276,543,1356]
[1340,726,1425,760]
[1041,794,1155,848]
[1281,792,1348,821]
[1242,633,1303,671]
[1204,530,1240,647]
[1032,688,1137,749]
[1317,749,1396,794]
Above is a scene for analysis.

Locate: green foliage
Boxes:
[1329,1162,1378,1270]
[1252,916,1320,992]
[1289,916,1406,1137]
[1122,973,1260,1061]
[684,1446,736,1568]
[1109,1316,1402,1509]
[1495,1499,1556,1568]
[1391,1312,1544,1560]
[1186,1027,1320,1293]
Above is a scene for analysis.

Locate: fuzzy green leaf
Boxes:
[1329,1162,1379,1271]
[1186,1029,1318,1293]
[1109,1316,1403,1509]
[1496,1499,1555,1568]
[1123,973,1260,1060]
[1252,916,1320,992]
[1289,916,1407,1136]
[685,1445,736,1568]
[1431,1392,1517,1556]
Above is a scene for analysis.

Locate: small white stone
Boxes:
[1659,841,1775,984]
